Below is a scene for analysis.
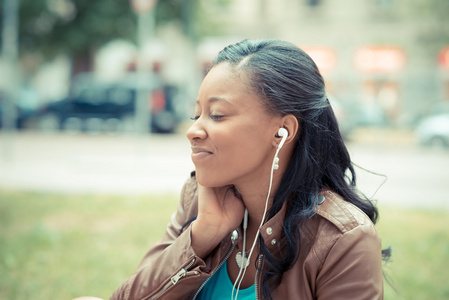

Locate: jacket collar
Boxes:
[260,201,287,252]
[259,189,330,252]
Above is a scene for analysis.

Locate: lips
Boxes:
[191,147,213,161]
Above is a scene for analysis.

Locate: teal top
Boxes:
[197,261,256,300]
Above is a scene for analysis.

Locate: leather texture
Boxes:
[111,173,383,300]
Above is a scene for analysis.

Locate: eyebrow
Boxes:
[196,96,234,105]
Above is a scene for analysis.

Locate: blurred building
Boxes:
[3,0,448,131]
[195,0,449,128]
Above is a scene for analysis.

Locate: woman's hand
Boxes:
[191,184,245,258]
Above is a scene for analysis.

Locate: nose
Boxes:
[186,119,207,142]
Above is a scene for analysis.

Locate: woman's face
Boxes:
[186,62,281,188]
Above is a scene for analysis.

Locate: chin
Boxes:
[195,169,231,188]
[195,172,218,188]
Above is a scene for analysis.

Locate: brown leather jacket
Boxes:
[111,173,383,300]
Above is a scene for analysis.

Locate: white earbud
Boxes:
[277,128,288,150]
[273,128,288,170]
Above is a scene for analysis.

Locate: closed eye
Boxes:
[191,115,224,121]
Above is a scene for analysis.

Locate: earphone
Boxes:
[277,128,288,150]
[232,127,288,300]
[274,128,288,170]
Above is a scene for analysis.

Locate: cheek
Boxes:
[195,125,275,187]
[220,133,273,171]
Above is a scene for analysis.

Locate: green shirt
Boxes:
[197,260,256,299]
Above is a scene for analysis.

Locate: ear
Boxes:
[272,114,299,147]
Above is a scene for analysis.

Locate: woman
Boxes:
[111,39,384,300]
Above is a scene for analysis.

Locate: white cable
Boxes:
[231,146,281,300]
[231,209,248,300]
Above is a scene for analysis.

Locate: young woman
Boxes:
[111,39,384,300]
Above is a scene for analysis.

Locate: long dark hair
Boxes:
[214,39,379,299]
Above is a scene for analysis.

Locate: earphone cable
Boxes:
[231,145,280,300]
[231,209,248,300]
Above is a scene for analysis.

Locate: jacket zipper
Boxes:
[151,258,198,299]
[170,258,198,284]
[255,254,263,300]
[192,244,236,299]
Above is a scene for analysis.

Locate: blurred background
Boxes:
[0,0,448,299]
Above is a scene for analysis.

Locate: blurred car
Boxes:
[30,73,181,133]
[415,113,449,148]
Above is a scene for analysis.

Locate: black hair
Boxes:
[213,39,381,299]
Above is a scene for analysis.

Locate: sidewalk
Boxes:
[1,130,448,210]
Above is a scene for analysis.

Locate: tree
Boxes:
[2,0,136,74]
[1,0,232,75]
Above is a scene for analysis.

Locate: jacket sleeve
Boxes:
[315,222,384,300]
[110,176,210,300]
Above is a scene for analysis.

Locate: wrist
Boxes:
[191,219,230,258]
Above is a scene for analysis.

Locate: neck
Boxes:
[234,168,284,230]
[235,142,293,232]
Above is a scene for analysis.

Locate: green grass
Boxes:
[377,205,449,300]
[0,189,448,300]
[0,190,179,300]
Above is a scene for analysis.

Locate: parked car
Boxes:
[31,73,181,133]
[415,113,449,148]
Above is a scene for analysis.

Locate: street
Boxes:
[348,142,449,210]
[1,131,448,210]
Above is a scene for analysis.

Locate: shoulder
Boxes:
[302,189,380,265]
[308,191,384,299]
[315,189,375,234]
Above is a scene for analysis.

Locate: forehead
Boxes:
[197,63,258,106]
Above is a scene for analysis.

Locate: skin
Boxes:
[185,62,298,288]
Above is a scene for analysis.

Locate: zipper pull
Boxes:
[170,258,197,285]
[171,268,187,285]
